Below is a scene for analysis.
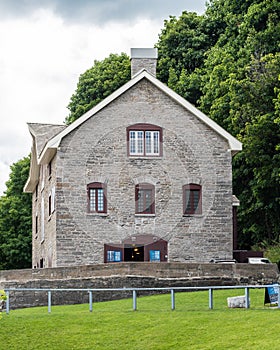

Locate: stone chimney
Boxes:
[130,48,158,78]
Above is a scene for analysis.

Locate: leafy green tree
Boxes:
[66,53,131,124]
[156,0,280,248]
[0,157,32,269]
[199,0,280,127]
[156,11,216,104]
[231,54,280,247]
[200,1,280,247]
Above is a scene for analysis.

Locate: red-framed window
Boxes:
[135,183,155,214]
[127,123,163,156]
[183,184,202,215]
[87,182,107,213]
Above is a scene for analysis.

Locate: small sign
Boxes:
[150,250,160,262]
[264,284,279,305]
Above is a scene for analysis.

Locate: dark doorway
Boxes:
[124,245,144,262]
[105,235,168,263]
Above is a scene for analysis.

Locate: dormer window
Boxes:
[127,123,162,157]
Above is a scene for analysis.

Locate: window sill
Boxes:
[183,214,203,218]
[135,214,156,217]
[129,156,162,160]
[87,213,108,217]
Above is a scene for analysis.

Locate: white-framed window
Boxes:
[129,131,144,155]
[129,130,160,156]
[127,124,162,156]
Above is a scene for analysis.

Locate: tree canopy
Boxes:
[0,156,32,269]
[155,0,280,248]
[65,53,131,124]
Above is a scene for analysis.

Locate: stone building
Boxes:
[24,48,242,268]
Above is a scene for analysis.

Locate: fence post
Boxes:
[245,287,250,309]
[89,291,93,312]
[5,290,9,315]
[278,285,280,309]
[208,288,213,309]
[171,289,175,310]
[48,291,52,313]
[133,290,137,311]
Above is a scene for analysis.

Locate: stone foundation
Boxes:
[0,263,279,309]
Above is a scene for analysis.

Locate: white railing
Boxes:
[3,284,280,314]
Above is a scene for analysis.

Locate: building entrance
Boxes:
[124,245,144,262]
[104,234,168,263]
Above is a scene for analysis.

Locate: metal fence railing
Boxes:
[3,284,280,314]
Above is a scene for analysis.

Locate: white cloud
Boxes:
[0,1,206,195]
[0,9,163,194]
[0,0,206,24]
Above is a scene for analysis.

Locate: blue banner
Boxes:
[265,284,279,305]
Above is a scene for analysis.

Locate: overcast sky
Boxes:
[0,0,206,195]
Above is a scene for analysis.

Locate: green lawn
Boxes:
[1,289,279,350]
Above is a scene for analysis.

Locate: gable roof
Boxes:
[39,69,241,163]
[28,123,67,157]
[24,69,242,192]
[24,123,66,192]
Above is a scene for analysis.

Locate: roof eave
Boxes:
[38,69,242,159]
[144,73,243,155]
[24,145,39,193]
[38,72,147,161]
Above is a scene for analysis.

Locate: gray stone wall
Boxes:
[1,263,279,309]
[32,155,57,268]
[50,78,234,267]
[131,58,157,77]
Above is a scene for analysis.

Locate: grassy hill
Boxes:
[1,289,279,349]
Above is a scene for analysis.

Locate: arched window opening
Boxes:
[127,123,163,156]
[183,184,202,215]
[135,183,155,214]
[87,182,107,213]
